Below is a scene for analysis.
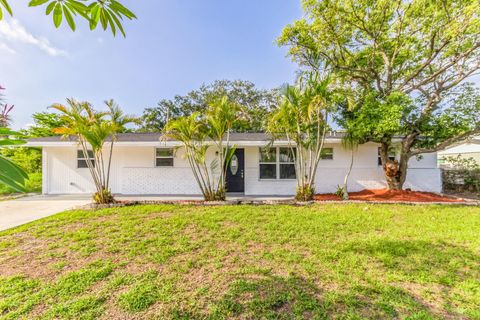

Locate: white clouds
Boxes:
[0,42,16,54]
[0,18,67,57]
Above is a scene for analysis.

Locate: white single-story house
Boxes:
[438,136,480,167]
[27,133,442,196]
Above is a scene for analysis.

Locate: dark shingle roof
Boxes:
[28,132,346,143]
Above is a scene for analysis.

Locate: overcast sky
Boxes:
[0,1,301,129]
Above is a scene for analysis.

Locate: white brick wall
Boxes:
[121,167,200,194]
[43,142,442,195]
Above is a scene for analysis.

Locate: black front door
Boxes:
[226,148,245,193]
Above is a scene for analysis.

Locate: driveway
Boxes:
[0,195,91,231]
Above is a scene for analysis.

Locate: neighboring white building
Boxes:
[438,136,480,166]
[27,133,442,196]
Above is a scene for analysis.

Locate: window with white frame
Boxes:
[77,150,95,168]
[259,147,296,180]
[377,147,396,166]
[155,148,174,167]
[320,147,334,160]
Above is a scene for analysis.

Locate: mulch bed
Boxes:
[76,189,478,210]
[313,188,464,203]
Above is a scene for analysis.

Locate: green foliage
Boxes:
[442,155,480,193]
[268,73,334,200]
[23,112,66,138]
[0,147,41,173]
[1,0,135,37]
[0,128,28,193]
[140,80,278,133]
[0,172,42,195]
[279,0,480,190]
[417,84,480,151]
[92,188,114,204]
[442,155,479,170]
[295,184,315,202]
[51,99,137,203]
[164,95,241,201]
[335,185,346,200]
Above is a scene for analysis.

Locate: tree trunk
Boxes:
[380,142,409,191]
[343,148,354,200]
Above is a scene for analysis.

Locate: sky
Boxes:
[0,1,302,129]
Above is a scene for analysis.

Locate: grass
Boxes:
[0,204,479,319]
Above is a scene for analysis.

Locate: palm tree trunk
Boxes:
[106,139,114,188]
[343,148,354,200]
[309,112,328,190]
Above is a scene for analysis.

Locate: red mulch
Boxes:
[313,188,464,203]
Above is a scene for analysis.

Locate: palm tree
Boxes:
[267,73,333,201]
[339,132,362,200]
[205,96,240,196]
[104,99,139,188]
[164,95,240,201]
[51,99,137,204]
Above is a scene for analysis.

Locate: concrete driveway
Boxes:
[0,195,91,231]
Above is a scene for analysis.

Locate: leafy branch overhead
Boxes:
[0,0,136,37]
[0,128,28,193]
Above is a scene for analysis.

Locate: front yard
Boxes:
[0,204,479,319]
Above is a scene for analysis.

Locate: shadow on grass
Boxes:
[170,273,443,319]
[342,239,480,285]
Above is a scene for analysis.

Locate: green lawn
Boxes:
[0,204,479,319]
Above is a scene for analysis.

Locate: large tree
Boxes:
[139,80,278,133]
[0,0,135,36]
[23,112,66,137]
[279,0,480,190]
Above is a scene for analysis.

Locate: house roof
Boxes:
[27,132,348,147]
[438,136,480,155]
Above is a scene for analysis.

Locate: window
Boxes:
[156,148,174,167]
[377,147,396,166]
[259,147,296,180]
[320,147,334,160]
[279,147,296,179]
[259,147,276,179]
[77,150,94,168]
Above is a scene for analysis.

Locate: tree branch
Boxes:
[411,128,480,156]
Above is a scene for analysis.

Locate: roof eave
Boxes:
[26,138,348,148]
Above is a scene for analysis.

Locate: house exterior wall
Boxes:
[438,142,480,165]
[42,142,441,195]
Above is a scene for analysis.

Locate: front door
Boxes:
[226,148,245,193]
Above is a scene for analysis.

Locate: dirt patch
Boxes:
[314,189,464,203]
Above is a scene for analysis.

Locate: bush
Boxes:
[0,172,42,195]
[93,189,115,204]
[335,185,346,200]
[0,147,42,173]
[295,184,315,201]
[442,169,480,193]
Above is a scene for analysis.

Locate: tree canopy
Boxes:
[279,0,480,189]
[139,80,278,133]
[164,95,241,201]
